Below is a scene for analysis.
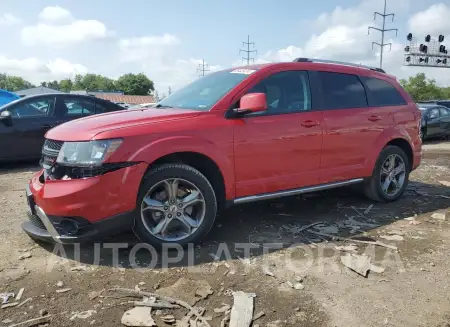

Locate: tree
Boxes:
[58,79,73,92]
[72,74,116,91]
[116,73,154,95]
[399,73,445,102]
[0,74,34,91]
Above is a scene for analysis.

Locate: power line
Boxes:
[368,0,398,69]
[196,59,210,77]
[239,35,257,65]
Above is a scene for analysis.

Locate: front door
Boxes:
[0,95,57,160]
[233,70,323,198]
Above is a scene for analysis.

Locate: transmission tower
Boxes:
[196,59,210,77]
[368,0,398,69]
[239,35,257,65]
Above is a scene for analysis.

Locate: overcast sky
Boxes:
[1,0,449,93]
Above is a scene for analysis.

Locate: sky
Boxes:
[1,0,450,94]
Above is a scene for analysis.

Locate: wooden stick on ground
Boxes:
[8,315,51,327]
[306,230,398,251]
[133,300,180,309]
[110,288,210,327]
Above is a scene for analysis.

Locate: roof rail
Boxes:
[293,58,386,74]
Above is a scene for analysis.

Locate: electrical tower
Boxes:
[196,60,210,77]
[368,0,398,69]
[239,35,257,65]
[404,34,449,68]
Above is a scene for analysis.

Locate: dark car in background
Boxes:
[0,94,125,161]
[418,99,450,109]
[417,103,450,141]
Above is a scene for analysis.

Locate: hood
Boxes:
[46,108,202,141]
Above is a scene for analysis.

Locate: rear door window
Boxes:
[439,107,450,117]
[61,98,95,116]
[317,72,367,109]
[360,77,407,107]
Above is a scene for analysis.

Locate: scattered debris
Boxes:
[88,290,104,301]
[340,254,371,277]
[380,234,404,241]
[7,315,51,327]
[409,220,422,225]
[313,224,339,234]
[431,212,447,221]
[18,252,32,260]
[252,311,265,321]
[263,267,275,277]
[220,315,230,327]
[307,230,398,250]
[56,288,72,293]
[17,298,32,308]
[160,315,176,324]
[111,288,211,327]
[133,300,179,309]
[15,288,24,301]
[369,264,385,274]
[364,204,374,215]
[1,292,15,304]
[70,265,87,272]
[195,284,213,300]
[214,304,231,314]
[39,309,48,316]
[56,281,64,288]
[155,278,213,306]
[438,180,450,187]
[335,244,358,252]
[121,307,156,327]
[294,283,305,290]
[266,320,283,327]
[1,301,19,309]
[229,291,256,327]
[2,319,13,324]
[70,310,96,320]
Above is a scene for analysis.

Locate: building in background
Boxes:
[70,90,154,106]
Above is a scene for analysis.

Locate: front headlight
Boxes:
[56,139,123,167]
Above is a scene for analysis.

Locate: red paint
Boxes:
[31,62,421,224]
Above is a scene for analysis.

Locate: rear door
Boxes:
[426,107,441,137]
[0,95,57,160]
[315,72,400,183]
[55,95,96,125]
[438,106,450,135]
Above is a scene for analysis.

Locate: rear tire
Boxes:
[133,163,217,249]
[364,145,410,202]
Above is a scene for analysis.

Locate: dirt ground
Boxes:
[1,142,450,327]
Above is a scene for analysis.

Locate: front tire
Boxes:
[133,163,217,248]
[364,145,410,202]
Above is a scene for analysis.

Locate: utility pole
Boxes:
[368,0,398,69]
[196,59,210,77]
[239,35,257,65]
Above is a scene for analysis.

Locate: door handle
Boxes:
[301,120,320,128]
[368,115,382,122]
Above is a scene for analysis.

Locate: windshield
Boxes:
[156,68,257,111]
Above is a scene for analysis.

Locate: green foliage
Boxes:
[399,73,450,102]
[58,79,73,93]
[115,73,154,95]
[72,74,116,92]
[0,73,34,91]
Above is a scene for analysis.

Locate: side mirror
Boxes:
[0,110,12,125]
[235,93,267,115]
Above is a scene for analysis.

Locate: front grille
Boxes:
[27,212,46,230]
[41,139,64,169]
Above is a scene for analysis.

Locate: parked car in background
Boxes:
[418,99,450,109]
[0,93,125,161]
[22,58,421,248]
[128,102,156,110]
[417,103,450,140]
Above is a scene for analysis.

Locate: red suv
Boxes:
[23,58,422,247]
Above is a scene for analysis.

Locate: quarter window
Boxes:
[318,72,367,109]
[439,107,449,117]
[245,70,311,115]
[361,77,407,107]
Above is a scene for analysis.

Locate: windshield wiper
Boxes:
[154,104,173,108]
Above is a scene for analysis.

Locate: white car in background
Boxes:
[128,102,156,110]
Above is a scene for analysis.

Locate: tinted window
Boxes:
[439,107,450,116]
[62,98,95,116]
[361,77,407,107]
[429,108,440,119]
[318,72,367,109]
[439,101,450,108]
[246,70,311,115]
[95,101,117,113]
[9,97,54,118]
